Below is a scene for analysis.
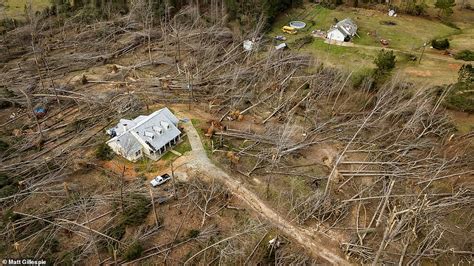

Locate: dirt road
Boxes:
[182,121,351,265]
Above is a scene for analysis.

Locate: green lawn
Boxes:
[269,4,472,85]
[160,136,192,161]
[1,0,50,19]
[272,5,458,51]
[449,27,474,51]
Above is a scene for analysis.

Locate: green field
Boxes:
[1,0,50,19]
[270,3,474,84]
[450,27,474,51]
[273,5,458,51]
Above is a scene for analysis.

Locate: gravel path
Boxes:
[182,121,351,265]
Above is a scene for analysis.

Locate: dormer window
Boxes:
[152,126,163,135]
[160,121,170,130]
[144,131,154,138]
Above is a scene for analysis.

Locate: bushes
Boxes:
[122,241,143,261]
[224,0,303,28]
[106,224,126,241]
[374,49,396,74]
[0,173,18,198]
[121,194,151,226]
[0,88,15,108]
[101,194,151,251]
[294,35,313,49]
[0,173,11,187]
[444,64,474,113]
[95,143,114,160]
[444,83,474,113]
[352,51,396,91]
[351,50,397,91]
[454,50,474,61]
[403,0,427,15]
[265,0,304,25]
[320,0,343,9]
[2,209,21,222]
[0,139,9,151]
[0,18,25,33]
[0,185,18,198]
[105,194,151,237]
[434,0,456,17]
[458,64,474,83]
[352,68,374,88]
[431,38,450,50]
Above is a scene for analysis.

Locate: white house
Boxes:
[106,108,181,161]
[327,18,358,42]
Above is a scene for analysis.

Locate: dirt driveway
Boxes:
[181,121,351,265]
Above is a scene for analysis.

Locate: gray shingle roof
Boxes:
[335,18,358,37]
[106,108,181,158]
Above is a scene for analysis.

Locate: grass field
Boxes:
[270,3,474,85]
[450,27,474,51]
[1,0,50,19]
[272,5,458,50]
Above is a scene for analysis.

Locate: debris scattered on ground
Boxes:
[226,151,240,164]
[33,106,47,118]
[269,236,283,249]
[243,40,255,51]
[275,35,286,41]
[444,49,454,56]
[205,120,225,137]
[311,29,326,38]
[227,110,243,121]
[275,43,288,50]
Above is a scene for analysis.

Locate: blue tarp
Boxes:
[34,107,46,114]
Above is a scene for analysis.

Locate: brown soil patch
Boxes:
[405,69,432,77]
[303,143,341,163]
[102,160,138,180]
[448,63,461,70]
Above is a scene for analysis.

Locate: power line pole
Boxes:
[419,42,427,64]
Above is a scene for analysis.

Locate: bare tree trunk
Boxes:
[120,165,125,212]
[149,187,159,226]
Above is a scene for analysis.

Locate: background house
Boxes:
[327,18,358,42]
[106,108,181,161]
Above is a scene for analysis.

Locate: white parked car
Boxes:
[150,174,171,187]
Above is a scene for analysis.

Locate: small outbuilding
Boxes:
[327,18,358,42]
[106,107,181,162]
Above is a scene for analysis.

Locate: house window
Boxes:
[135,150,141,156]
